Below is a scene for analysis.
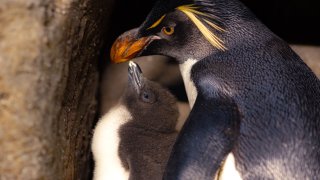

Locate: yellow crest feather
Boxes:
[177,5,227,51]
[147,15,166,30]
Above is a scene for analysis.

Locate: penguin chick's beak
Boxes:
[110,29,158,63]
[128,61,144,93]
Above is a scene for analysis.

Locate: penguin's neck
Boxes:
[179,58,198,108]
[91,104,131,180]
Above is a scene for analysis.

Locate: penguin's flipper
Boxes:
[163,94,241,180]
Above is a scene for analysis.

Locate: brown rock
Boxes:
[0,0,114,179]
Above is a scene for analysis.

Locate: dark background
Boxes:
[106,0,320,50]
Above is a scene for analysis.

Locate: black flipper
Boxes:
[163,94,241,180]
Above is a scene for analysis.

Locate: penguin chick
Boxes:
[92,61,179,180]
[100,56,180,113]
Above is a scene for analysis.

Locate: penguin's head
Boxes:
[110,0,247,64]
[122,61,179,132]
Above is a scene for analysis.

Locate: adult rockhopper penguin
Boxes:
[92,61,180,180]
[110,0,320,179]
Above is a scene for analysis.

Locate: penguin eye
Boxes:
[162,26,174,36]
[140,90,156,103]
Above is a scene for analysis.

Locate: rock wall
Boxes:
[0,0,113,179]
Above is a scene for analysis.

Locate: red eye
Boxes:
[162,26,175,35]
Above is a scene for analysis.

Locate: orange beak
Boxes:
[110,29,154,63]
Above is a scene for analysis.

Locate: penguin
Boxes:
[109,0,320,179]
[92,61,180,180]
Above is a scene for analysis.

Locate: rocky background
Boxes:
[0,0,113,179]
[0,0,319,180]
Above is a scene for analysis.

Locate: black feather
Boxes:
[141,0,190,30]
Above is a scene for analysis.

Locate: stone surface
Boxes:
[0,0,113,179]
[291,45,320,77]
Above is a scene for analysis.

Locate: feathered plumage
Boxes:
[142,0,226,50]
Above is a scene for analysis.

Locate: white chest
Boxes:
[217,153,243,180]
[179,59,198,109]
[91,105,131,180]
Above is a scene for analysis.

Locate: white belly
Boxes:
[179,59,198,108]
[91,105,131,180]
[216,153,243,180]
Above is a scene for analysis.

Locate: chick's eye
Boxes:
[140,90,156,103]
[162,26,174,35]
[143,92,149,100]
